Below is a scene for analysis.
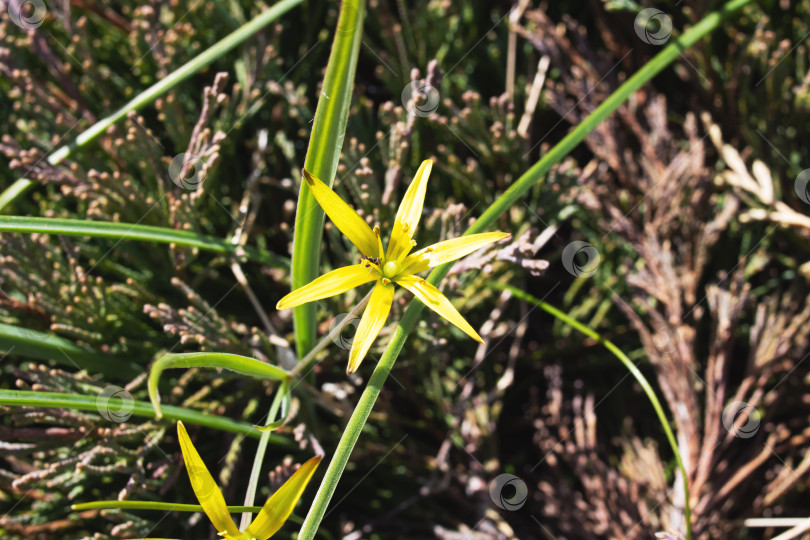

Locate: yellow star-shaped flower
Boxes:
[277,159,510,374]
[132,421,321,540]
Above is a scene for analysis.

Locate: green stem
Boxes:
[0,390,293,444]
[237,268,371,529]
[291,0,366,358]
[499,285,692,535]
[239,380,288,529]
[0,0,304,212]
[0,216,288,268]
[240,291,371,529]
[237,287,371,522]
[299,1,754,536]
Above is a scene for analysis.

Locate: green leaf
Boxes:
[291,0,366,358]
[254,417,287,432]
[71,501,263,513]
[0,216,288,268]
[148,352,290,418]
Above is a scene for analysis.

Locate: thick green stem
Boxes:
[298,1,754,537]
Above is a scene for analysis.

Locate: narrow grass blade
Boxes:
[0,322,139,378]
[298,1,755,537]
[0,389,293,443]
[0,216,288,268]
[0,0,304,212]
[291,0,366,357]
[71,501,263,513]
[148,352,289,418]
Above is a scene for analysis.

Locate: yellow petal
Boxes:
[243,456,322,540]
[302,169,378,257]
[386,160,432,259]
[276,264,378,310]
[403,231,511,274]
[176,422,242,538]
[396,275,483,343]
[347,282,395,374]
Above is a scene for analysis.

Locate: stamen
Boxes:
[364,260,382,277]
[381,277,391,286]
[374,225,384,258]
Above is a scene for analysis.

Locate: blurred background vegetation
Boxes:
[1,0,810,538]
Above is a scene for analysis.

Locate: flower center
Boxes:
[382,260,399,279]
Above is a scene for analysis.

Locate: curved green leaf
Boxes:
[149,352,290,418]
